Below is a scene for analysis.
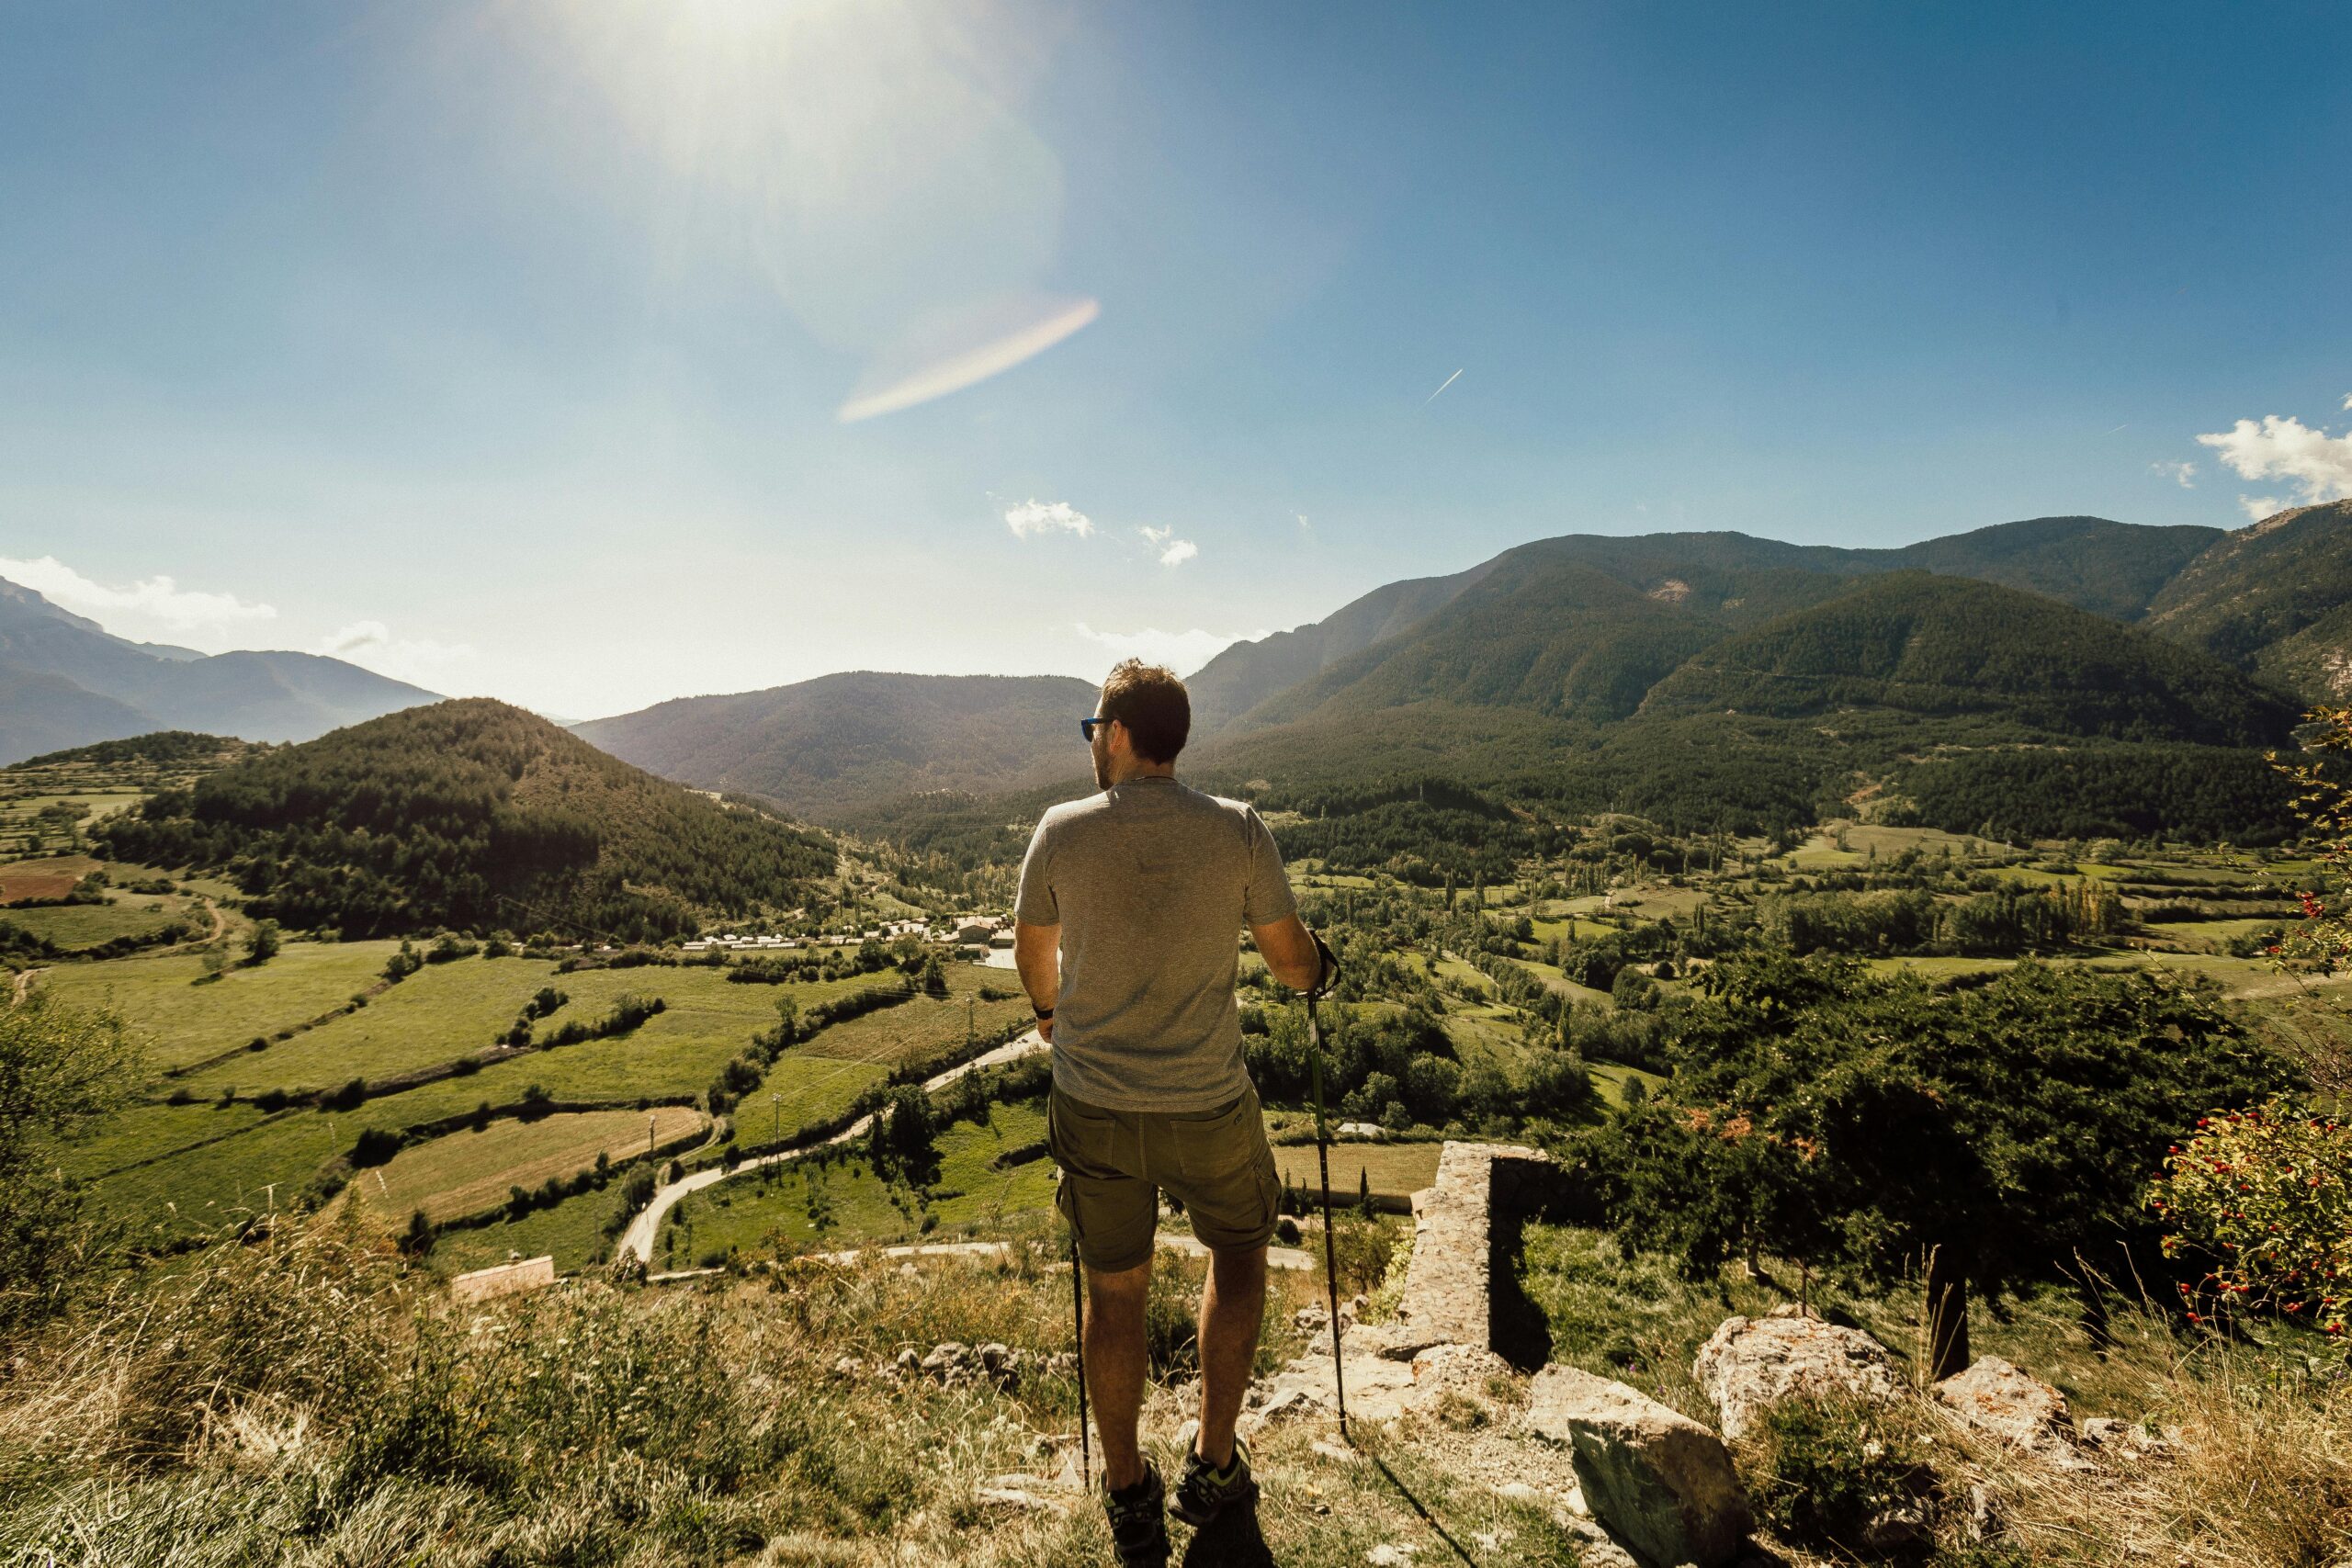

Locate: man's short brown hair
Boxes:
[1100,660,1191,764]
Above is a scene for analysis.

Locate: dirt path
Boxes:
[621,1032,1050,1265]
[11,966,43,1005]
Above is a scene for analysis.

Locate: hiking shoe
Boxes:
[1170,1438,1259,1528]
[1102,1462,1171,1566]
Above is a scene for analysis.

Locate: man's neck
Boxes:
[1105,761,1177,788]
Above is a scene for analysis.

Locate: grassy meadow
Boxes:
[658,1100,1058,1267]
[346,1105,707,1226]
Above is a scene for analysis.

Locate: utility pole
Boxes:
[771,1091,781,1145]
[648,1112,656,1160]
[967,995,976,1048]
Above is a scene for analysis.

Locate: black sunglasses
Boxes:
[1080,716,1114,742]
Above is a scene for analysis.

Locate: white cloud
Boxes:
[2239,495,2285,523]
[1074,623,1268,677]
[312,619,475,688]
[2195,413,2352,508]
[0,555,277,640]
[2151,460,2196,488]
[2344,393,2351,411]
[1004,499,1094,539]
[1138,525,1197,566]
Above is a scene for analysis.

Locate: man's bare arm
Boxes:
[1013,919,1060,1043]
[1250,914,1326,993]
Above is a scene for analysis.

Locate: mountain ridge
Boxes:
[0,579,439,763]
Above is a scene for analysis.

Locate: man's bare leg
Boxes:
[1193,1243,1268,1468]
[1086,1258,1155,1491]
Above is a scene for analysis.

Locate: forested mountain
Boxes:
[563,510,2344,852]
[1640,573,2300,747]
[97,699,835,941]
[0,579,437,763]
[1191,515,2226,743]
[2143,500,2352,702]
[573,671,1098,824]
[1185,559,1502,731]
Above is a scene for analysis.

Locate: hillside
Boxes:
[574,671,1097,824]
[2143,499,2352,701]
[0,578,438,763]
[96,698,835,941]
[1193,515,2226,744]
[1639,573,2301,747]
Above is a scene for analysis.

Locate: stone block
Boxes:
[1525,1364,1751,1568]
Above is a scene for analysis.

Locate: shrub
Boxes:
[1735,1396,1932,1553]
[2157,1100,2352,1335]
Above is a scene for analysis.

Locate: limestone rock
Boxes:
[1525,1364,1751,1568]
[1935,1357,2075,1454]
[1692,1313,1904,1440]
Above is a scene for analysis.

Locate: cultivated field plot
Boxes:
[168,950,571,1098]
[2,896,187,951]
[70,963,888,1236]
[659,1100,1056,1265]
[1272,1139,1442,1204]
[348,1105,706,1225]
[40,940,406,1068]
[1588,1060,1668,1108]
[429,1183,632,1277]
[87,1105,346,1238]
[0,853,100,903]
[793,987,1034,1072]
[1512,955,1613,1005]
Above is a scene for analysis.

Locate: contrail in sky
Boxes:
[1424,368,1464,405]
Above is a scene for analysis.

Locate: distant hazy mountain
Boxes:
[0,578,439,763]
[2143,500,2352,704]
[100,698,834,940]
[575,671,1100,824]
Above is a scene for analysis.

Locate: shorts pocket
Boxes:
[1047,1090,1123,1179]
[1170,1090,1261,1183]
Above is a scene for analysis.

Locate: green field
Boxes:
[1271,1139,1441,1203]
[57,956,933,1239]
[430,1183,637,1276]
[1512,955,1613,1005]
[796,985,1034,1072]
[347,1105,706,1224]
[167,950,571,1097]
[657,1100,1057,1266]
[1,897,187,951]
[39,940,404,1068]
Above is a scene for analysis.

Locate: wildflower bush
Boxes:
[2156,1100,2352,1336]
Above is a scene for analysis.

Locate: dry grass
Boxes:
[0,1212,1593,1567]
[1951,1325,2352,1567]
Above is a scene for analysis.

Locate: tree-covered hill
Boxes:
[2143,500,2352,702]
[1638,573,2301,747]
[96,698,835,941]
[573,671,1096,825]
[1189,515,2227,743]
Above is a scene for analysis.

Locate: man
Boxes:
[1014,660,1327,1567]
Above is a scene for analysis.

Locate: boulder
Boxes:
[1525,1364,1751,1568]
[1692,1312,1905,1440]
[1934,1357,2075,1455]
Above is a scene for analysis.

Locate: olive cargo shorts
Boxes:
[1047,1082,1282,1272]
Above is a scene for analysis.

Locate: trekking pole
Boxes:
[1070,1226,1091,1489]
[1303,931,1350,1439]
[1306,930,1483,1567]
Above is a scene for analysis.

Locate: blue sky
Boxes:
[4,0,2348,716]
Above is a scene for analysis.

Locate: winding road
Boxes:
[619,1031,1050,1266]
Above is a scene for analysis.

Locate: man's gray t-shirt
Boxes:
[1014,776,1296,1112]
